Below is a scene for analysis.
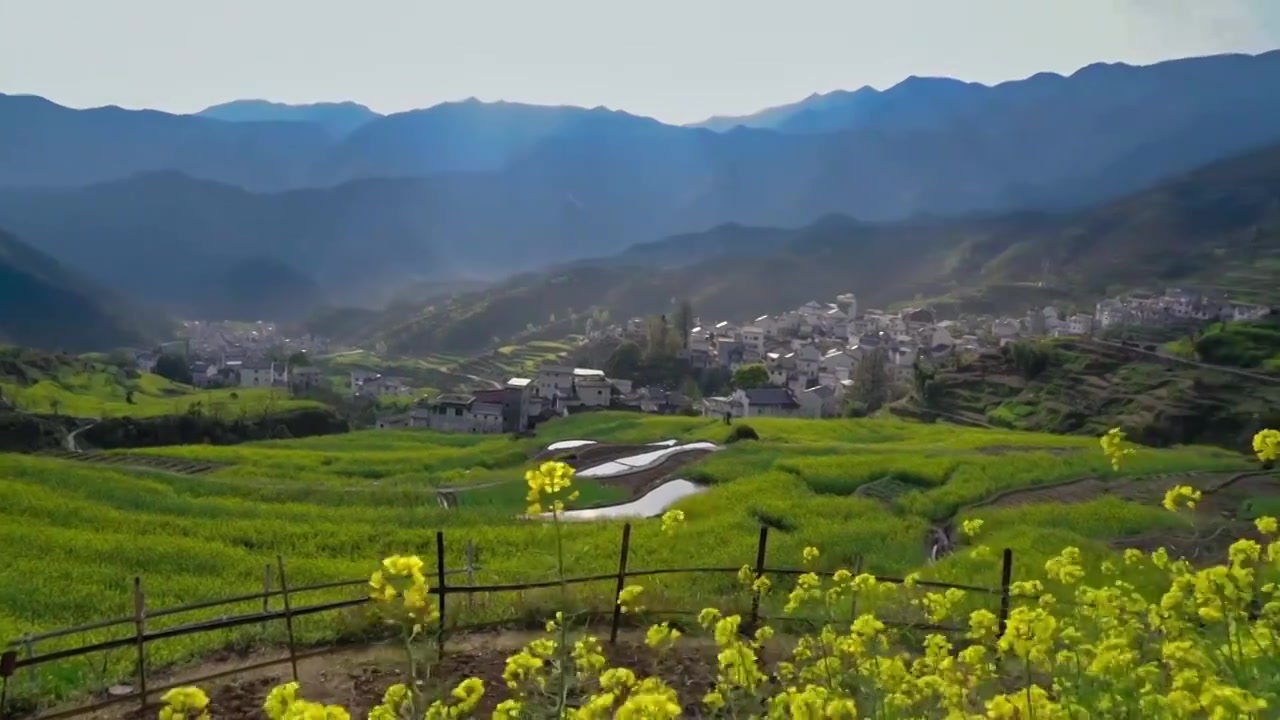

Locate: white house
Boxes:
[422,394,504,433]
[797,385,842,419]
[740,326,766,354]
[289,366,325,391]
[573,375,613,407]
[821,348,857,375]
[239,362,275,388]
[796,345,822,381]
[534,364,575,402]
[1066,313,1095,336]
[688,327,711,353]
[991,319,1020,340]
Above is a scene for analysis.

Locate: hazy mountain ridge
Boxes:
[690,50,1280,135]
[0,227,167,351]
[349,140,1280,356]
[5,50,1280,321]
[196,99,383,138]
[0,173,445,319]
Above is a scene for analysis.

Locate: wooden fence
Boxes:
[0,526,1015,720]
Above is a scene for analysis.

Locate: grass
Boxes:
[1,363,321,419]
[1181,317,1280,371]
[0,411,1257,703]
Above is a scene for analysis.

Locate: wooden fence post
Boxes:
[609,523,633,645]
[262,564,273,614]
[746,526,770,634]
[132,577,147,713]
[276,556,300,681]
[1,647,18,715]
[465,540,477,614]
[436,531,447,661]
[996,548,1014,638]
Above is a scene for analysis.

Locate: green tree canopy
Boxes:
[732,363,770,389]
[153,353,193,385]
[605,341,644,380]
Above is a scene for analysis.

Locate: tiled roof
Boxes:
[744,388,798,407]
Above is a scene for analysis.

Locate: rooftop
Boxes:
[744,387,799,407]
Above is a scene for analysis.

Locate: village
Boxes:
[374,286,1274,434]
[118,288,1272,436]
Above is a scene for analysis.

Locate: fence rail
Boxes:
[0,526,1015,720]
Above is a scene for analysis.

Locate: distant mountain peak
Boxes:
[196,99,382,137]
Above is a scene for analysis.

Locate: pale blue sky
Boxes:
[1,0,1278,124]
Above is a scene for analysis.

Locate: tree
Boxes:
[679,377,703,402]
[732,363,770,390]
[846,348,890,416]
[645,315,675,359]
[153,353,193,385]
[673,299,695,350]
[605,341,644,380]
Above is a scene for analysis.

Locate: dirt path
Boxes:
[64,629,753,720]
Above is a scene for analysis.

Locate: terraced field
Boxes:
[1,411,1272,707]
[37,449,226,475]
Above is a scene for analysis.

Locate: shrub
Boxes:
[725,424,760,444]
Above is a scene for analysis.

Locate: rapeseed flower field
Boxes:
[0,413,1270,708]
[167,457,1280,718]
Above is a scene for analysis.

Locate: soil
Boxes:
[74,631,756,720]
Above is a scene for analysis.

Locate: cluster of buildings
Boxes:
[180,321,329,360]
[1093,288,1270,332]
[985,288,1271,344]
[376,366,634,433]
[682,294,971,420]
[131,320,335,393]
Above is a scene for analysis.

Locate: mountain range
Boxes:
[343,139,1280,356]
[0,228,167,352]
[3,49,1280,342]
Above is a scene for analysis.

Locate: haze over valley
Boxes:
[4,47,1280,345]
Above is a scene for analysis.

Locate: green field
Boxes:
[1165,316,1280,371]
[1,359,321,419]
[0,412,1259,703]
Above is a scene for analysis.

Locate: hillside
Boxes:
[0,345,321,419]
[1167,315,1280,371]
[195,100,381,138]
[2,53,1280,317]
[0,175,444,317]
[0,227,166,351]
[353,142,1280,355]
[912,339,1280,450]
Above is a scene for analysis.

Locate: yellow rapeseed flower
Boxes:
[160,687,210,720]
[617,584,644,613]
[1100,427,1136,470]
[1253,428,1280,463]
[1162,485,1202,512]
[525,460,575,514]
[645,621,682,651]
[659,508,685,534]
